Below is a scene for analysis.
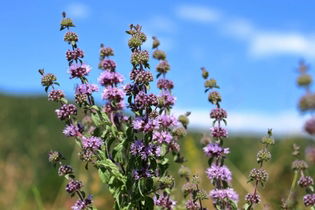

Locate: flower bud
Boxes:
[153,49,166,60]
[303,194,315,207]
[297,74,312,87]
[304,117,315,135]
[257,149,271,163]
[48,150,63,164]
[201,67,209,79]
[248,168,268,185]
[128,36,143,48]
[58,165,73,176]
[298,94,315,112]
[292,160,308,171]
[48,90,64,102]
[298,176,314,188]
[208,91,221,104]
[41,73,57,87]
[178,115,189,128]
[261,136,275,145]
[100,46,114,57]
[60,18,75,30]
[152,36,160,49]
[172,127,187,137]
[131,50,149,66]
[156,61,170,74]
[245,193,261,204]
[64,31,79,43]
[204,79,218,89]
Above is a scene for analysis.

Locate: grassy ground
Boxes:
[0,94,314,209]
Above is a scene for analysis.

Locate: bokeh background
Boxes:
[1,0,315,209]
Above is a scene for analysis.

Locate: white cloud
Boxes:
[176,4,315,59]
[174,108,308,135]
[67,3,90,19]
[250,33,315,58]
[176,5,221,23]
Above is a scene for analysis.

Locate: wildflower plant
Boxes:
[40,13,187,209]
[244,129,274,210]
[200,67,239,209]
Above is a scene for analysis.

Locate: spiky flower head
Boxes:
[303,194,315,207]
[131,50,149,66]
[292,160,308,171]
[261,136,275,145]
[298,176,314,188]
[41,73,57,87]
[60,12,75,30]
[297,74,312,87]
[48,90,64,102]
[185,200,200,210]
[64,31,79,43]
[58,165,73,176]
[210,108,227,121]
[100,45,114,57]
[66,179,83,194]
[248,168,268,185]
[204,79,218,89]
[245,193,261,205]
[208,91,221,104]
[48,150,63,164]
[153,49,166,60]
[257,149,272,163]
[156,61,170,74]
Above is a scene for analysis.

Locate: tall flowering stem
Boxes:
[201,67,238,209]
[244,129,274,210]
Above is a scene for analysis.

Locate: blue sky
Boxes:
[1,0,315,133]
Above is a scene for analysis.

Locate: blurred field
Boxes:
[0,94,314,209]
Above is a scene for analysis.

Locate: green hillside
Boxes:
[0,94,314,209]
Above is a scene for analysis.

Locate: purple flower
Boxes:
[101,59,116,71]
[304,194,315,207]
[159,91,175,107]
[206,165,232,182]
[143,118,160,132]
[154,194,176,210]
[185,200,200,210]
[68,63,91,78]
[209,188,239,203]
[58,165,73,176]
[48,90,64,101]
[132,118,145,130]
[66,48,84,61]
[76,84,99,95]
[203,143,229,158]
[102,87,125,101]
[63,124,81,137]
[55,104,77,120]
[132,168,153,180]
[211,127,228,138]
[98,71,123,86]
[210,108,227,120]
[245,193,261,204]
[134,91,158,109]
[71,195,92,210]
[298,176,314,188]
[153,131,173,144]
[158,114,178,127]
[157,79,174,90]
[82,136,103,150]
[130,140,145,156]
[103,101,124,113]
[66,179,82,194]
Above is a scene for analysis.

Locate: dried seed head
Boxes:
[249,168,268,184]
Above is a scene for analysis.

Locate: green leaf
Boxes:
[144,197,154,210]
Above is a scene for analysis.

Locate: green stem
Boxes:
[285,170,298,208]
